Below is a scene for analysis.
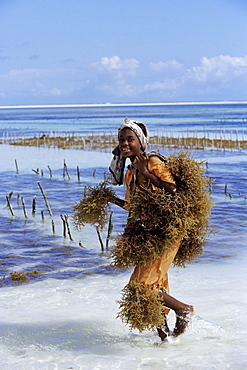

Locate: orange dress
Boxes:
[124,156,181,314]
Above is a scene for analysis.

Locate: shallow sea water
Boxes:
[0,143,247,369]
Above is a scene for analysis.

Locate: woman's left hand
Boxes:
[135,152,149,174]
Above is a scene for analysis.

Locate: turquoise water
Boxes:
[0,104,246,369]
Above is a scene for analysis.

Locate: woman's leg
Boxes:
[157,313,170,341]
[159,291,195,337]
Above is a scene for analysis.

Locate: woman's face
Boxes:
[118,128,142,161]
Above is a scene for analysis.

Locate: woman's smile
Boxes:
[118,128,142,161]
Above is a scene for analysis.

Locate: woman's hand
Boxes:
[135,152,177,195]
[135,152,149,174]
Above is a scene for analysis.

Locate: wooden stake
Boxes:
[15,159,19,174]
[37,181,53,216]
[64,214,73,241]
[60,214,67,237]
[6,195,14,216]
[52,219,55,234]
[106,212,113,250]
[96,226,104,251]
[63,160,70,180]
[21,197,28,218]
[48,165,52,179]
[77,166,80,181]
[32,169,39,175]
[32,195,37,215]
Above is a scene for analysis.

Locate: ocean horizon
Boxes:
[1,99,247,110]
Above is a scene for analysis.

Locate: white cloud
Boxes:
[4,68,51,80]
[144,79,179,92]
[1,55,247,103]
[142,55,247,100]
[96,81,138,98]
[149,60,183,71]
[31,82,63,97]
[91,56,140,98]
[92,55,139,76]
[0,68,83,98]
[186,55,247,82]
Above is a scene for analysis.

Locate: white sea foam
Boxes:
[0,258,246,369]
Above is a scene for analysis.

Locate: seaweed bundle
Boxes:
[72,181,116,230]
[117,280,165,332]
[111,151,213,268]
[167,151,213,266]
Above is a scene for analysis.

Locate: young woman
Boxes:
[109,118,194,340]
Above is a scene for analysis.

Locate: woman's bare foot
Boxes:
[158,291,195,338]
[157,320,170,341]
[173,305,195,337]
[157,327,167,341]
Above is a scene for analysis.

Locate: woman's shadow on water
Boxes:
[1,320,142,355]
[1,316,223,355]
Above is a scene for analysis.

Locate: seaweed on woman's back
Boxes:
[167,152,213,267]
[111,151,213,268]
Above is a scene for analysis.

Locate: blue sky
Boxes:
[1,0,247,106]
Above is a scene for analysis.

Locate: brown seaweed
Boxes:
[117,281,165,332]
[72,181,116,230]
[9,269,42,283]
[10,271,29,282]
[111,151,213,268]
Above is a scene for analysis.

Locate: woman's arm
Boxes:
[140,170,176,194]
[135,153,177,195]
[110,195,126,208]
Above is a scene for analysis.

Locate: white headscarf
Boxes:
[109,118,149,185]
